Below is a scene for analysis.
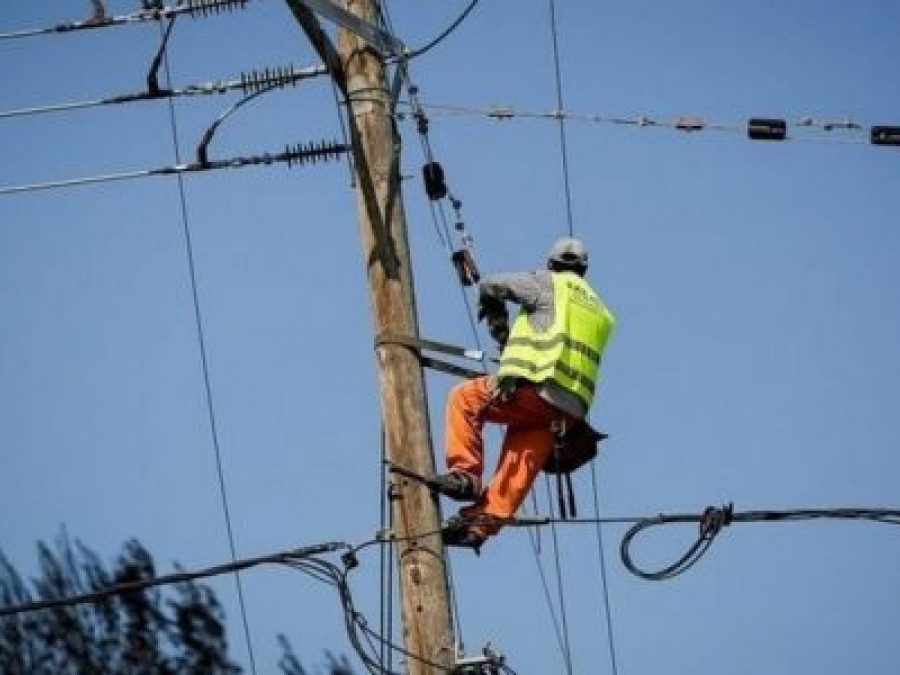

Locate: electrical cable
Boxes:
[405,0,480,59]
[0,141,349,197]
[0,0,250,41]
[547,3,622,657]
[543,477,574,675]
[547,0,574,236]
[0,169,156,195]
[155,18,257,673]
[0,64,327,121]
[525,500,571,669]
[0,542,347,617]
[400,102,877,146]
[589,462,619,675]
[378,424,395,674]
[621,505,900,581]
[380,506,900,581]
[544,7,583,669]
[399,77,489,372]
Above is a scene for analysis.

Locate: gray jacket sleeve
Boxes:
[479,270,555,331]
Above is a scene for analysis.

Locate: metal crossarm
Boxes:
[299,0,404,56]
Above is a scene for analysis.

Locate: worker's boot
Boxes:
[428,471,481,501]
[441,516,486,553]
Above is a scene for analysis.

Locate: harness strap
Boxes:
[551,418,577,519]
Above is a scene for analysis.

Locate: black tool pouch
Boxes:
[544,419,608,519]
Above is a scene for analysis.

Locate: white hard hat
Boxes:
[547,237,588,268]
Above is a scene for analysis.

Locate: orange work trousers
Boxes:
[445,376,571,537]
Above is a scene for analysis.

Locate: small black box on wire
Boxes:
[451,248,480,287]
[747,118,787,141]
[870,126,900,146]
[422,161,448,200]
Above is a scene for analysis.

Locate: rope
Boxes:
[157,19,258,674]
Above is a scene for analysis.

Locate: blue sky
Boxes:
[1,1,899,673]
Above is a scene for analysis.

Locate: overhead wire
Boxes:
[380,506,900,579]
[524,521,570,666]
[0,0,250,41]
[620,505,900,581]
[14,500,852,618]
[544,5,589,672]
[548,0,574,236]
[0,64,327,121]
[400,102,880,146]
[155,16,257,673]
[542,478,575,675]
[0,541,348,618]
[404,0,480,59]
[0,142,348,197]
[589,463,619,675]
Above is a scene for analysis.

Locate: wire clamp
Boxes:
[453,643,506,674]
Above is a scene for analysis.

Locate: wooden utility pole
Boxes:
[334,1,456,672]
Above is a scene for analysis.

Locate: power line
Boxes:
[589,463,619,675]
[0,541,348,617]
[379,505,900,579]
[405,0,480,59]
[547,0,574,236]
[156,17,258,673]
[542,477,575,675]
[0,0,250,41]
[399,102,898,147]
[620,505,900,581]
[0,141,349,197]
[0,64,327,121]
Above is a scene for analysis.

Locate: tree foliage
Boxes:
[0,535,353,674]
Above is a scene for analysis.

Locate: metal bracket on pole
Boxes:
[299,0,404,56]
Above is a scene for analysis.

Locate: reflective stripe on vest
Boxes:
[497,272,615,408]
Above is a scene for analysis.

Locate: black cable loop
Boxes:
[619,507,732,581]
[403,0,480,60]
[195,82,279,165]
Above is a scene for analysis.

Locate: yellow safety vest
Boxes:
[497,272,615,409]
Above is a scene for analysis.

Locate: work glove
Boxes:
[487,314,509,348]
[477,295,506,323]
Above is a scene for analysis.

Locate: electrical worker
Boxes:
[434,236,616,549]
